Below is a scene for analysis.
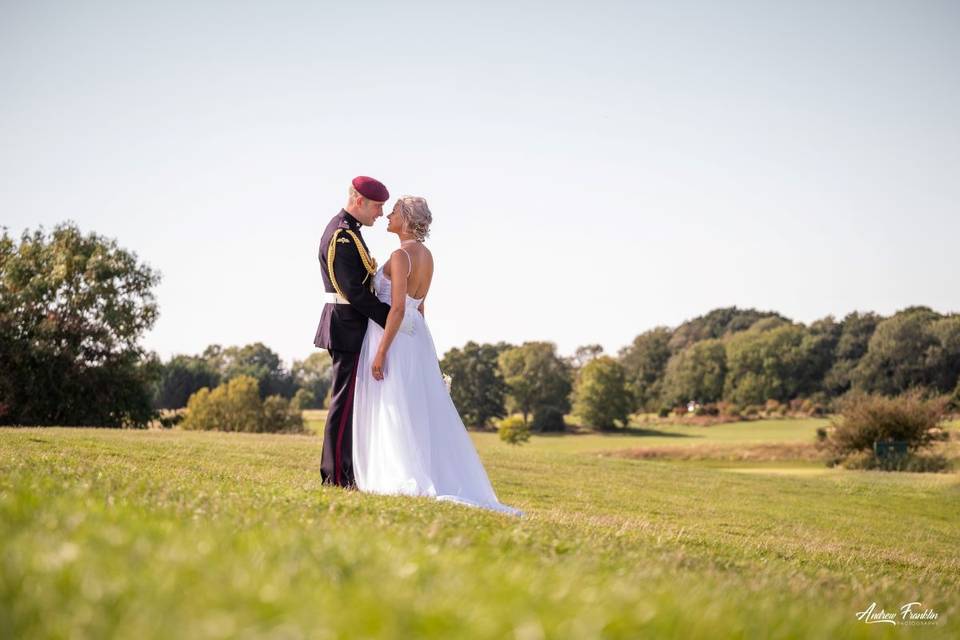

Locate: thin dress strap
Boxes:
[398,248,412,277]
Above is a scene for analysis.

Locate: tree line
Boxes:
[150,345,331,413]
[3,223,958,429]
[0,223,332,427]
[441,306,960,430]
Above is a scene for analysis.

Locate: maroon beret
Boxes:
[352,176,389,202]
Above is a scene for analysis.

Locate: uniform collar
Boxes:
[340,209,362,231]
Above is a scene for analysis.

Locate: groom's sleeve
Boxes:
[331,238,390,329]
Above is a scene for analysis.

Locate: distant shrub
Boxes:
[839,449,952,473]
[658,407,671,418]
[262,395,305,433]
[290,388,316,413]
[694,403,719,416]
[949,379,960,412]
[183,376,305,433]
[824,390,948,472]
[158,412,184,429]
[532,406,566,432]
[715,401,735,416]
[763,399,785,417]
[497,415,531,445]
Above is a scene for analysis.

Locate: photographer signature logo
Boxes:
[855,602,941,626]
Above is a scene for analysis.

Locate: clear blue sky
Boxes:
[3,1,959,366]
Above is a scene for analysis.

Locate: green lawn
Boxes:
[2,422,958,639]
[494,418,830,454]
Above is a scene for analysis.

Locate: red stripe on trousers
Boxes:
[335,353,360,486]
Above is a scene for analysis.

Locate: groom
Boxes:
[314,176,391,488]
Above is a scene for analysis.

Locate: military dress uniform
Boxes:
[314,209,390,487]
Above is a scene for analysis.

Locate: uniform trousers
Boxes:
[320,349,361,488]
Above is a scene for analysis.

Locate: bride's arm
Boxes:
[371,250,408,381]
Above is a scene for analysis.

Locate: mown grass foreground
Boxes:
[2,422,958,639]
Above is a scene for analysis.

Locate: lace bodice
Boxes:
[374,267,424,308]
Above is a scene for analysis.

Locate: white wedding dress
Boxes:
[353,261,521,517]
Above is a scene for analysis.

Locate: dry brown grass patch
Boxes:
[604,442,826,462]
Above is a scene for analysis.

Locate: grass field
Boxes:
[2,418,958,639]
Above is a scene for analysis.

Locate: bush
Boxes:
[182,376,305,433]
[949,379,960,412]
[497,415,531,445]
[262,395,305,433]
[695,403,719,416]
[764,399,784,417]
[657,407,671,418]
[532,406,566,432]
[157,411,184,429]
[839,450,952,472]
[743,405,762,418]
[824,390,948,471]
[714,401,739,418]
[290,388,316,413]
[805,399,830,416]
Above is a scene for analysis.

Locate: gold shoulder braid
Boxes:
[343,230,377,279]
[326,229,378,301]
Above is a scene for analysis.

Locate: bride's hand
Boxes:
[372,351,386,381]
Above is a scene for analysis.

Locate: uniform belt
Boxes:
[323,292,350,305]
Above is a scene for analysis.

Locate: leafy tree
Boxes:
[794,316,841,396]
[851,308,957,395]
[498,342,572,431]
[203,342,296,399]
[823,312,881,395]
[153,355,221,409]
[668,307,785,353]
[201,344,228,375]
[927,316,960,392]
[724,323,811,406]
[573,356,633,429]
[571,344,604,369]
[618,327,672,410]
[292,352,332,409]
[660,339,727,406]
[0,223,160,427]
[440,341,509,427]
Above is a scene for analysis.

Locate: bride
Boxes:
[352,196,521,517]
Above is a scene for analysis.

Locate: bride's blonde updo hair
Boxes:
[396,196,432,242]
